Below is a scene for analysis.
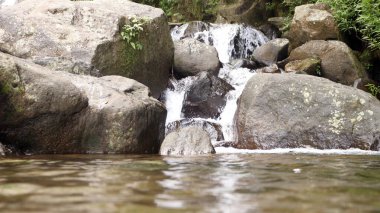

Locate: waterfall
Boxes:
[0,0,18,6]
[164,23,268,142]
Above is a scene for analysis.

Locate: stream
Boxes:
[1,153,380,212]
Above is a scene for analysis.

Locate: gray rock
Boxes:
[286,40,367,85]
[217,0,270,27]
[252,38,289,66]
[229,59,258,70]
[159,126,215,156]
[182,72,234,119]
[237,74,380,150]
[285,58,321,75]
[255,64,281,74]
[0,52,166,154]
[286,3,339,49]
[166,119,224,141]
[174,38,220,77]
[0,0,173,98]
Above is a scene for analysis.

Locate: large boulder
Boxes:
[252,38,289,66]
[174,38,220,77]
[217,0,271,27]
[182,72,234,119]
[237,74,380,150]
[0,52,166,154]
[286,40,367,85]
[0,0,173,98]
[166,119,224,141]
[286,3,339,49]
[159,126,215,156]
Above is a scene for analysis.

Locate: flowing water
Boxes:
[1,153,380,213]
[166,23,268,141]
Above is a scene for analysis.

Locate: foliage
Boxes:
[316,64,322,76]
[356,0,380,50]
[121,16,147,50]
[278,0,379,50]
[365,83,380,97]
[315,0,379,50]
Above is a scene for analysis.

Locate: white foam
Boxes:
[0,0,17,6]
[215,147,380,155]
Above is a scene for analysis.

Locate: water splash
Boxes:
[0,0,18,6]
[194,24,268,63]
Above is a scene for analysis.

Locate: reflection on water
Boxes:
[0,154,380,212]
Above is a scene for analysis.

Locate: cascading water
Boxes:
[0,0,18,6]
[164,23,268,142]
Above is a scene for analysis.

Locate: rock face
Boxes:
[0,52,166,154]
[0,0,173,98]
[237,74,380,150]
[284,58,321,75]
[159,126,215,156]
[286,3,339,49]
[252,38,289,66]
[174,38,220,77]
[217,0,270,27]
[182,72,234,119]
[286,40,367,85]
[166,119,224,141]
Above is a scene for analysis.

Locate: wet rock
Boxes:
[0,52,166,154]
[0,0,173,98]
[166,119,224,141]
[258,23,281,40]
[267,17,287,30]
[229,59,258,70]
[182,72,234,119]
[255,64,281,74]
[252,38,289,66]
[174,38,220,77]
[237,74,380,150]
[159,126,215,156]
[183,21,211,38]
[285,58,321,75]
[286,40,367,85]
[286,3,339,49]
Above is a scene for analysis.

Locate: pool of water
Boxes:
[1,153,380,212]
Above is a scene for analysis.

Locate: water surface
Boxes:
[1,153,380,212]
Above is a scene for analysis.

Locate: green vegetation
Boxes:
[121,16,147,50]
[366,83,380,97]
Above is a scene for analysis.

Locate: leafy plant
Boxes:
[365,83,380,97]
[121,16,147,50]
[316,0,380,50]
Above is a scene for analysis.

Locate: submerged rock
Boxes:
[182,72,234,119]
[286,3,339,49]
[159,126,215,156]
[237,74,380,150]
[0,53,166,154]
[166,119,224,141]
[0,0,173,98]
[174,38,220,77]
[286,40,367,86]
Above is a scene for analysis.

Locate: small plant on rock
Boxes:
[121,16,147,50]
[365,83,380,97]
